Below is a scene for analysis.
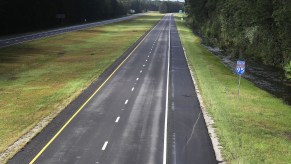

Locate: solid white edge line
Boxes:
[101,141,108,150]
[163,14,171,164]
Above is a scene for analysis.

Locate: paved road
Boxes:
[9,14,216,164]
[168,17,216,164]
[0,14,143,48]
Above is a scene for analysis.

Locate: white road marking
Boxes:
[163,14,171,164]
[125,99,128,104]
[136,78,139,81]
[140,70,142,73]
[131,87,134,91]
[121,108,124,110]
[115,116,120,123]
[146,59,148,62]
[143,64,145,67]
[148,55,150,57]
[102,141,108,150]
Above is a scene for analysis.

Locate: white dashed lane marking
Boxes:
[101,141,108,150]
[131,87,134,91]
[115,117,120,123]
[125,100,128,104]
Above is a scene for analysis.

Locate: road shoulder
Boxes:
[182,47,225,163]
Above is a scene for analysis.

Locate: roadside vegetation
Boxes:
[0,13,163,156]
[185,0,291,78]
[175,14,291,163]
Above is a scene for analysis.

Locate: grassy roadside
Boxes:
[0,13,163,155]
[175,14,291,163]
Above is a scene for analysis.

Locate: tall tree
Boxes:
[186,0,291,75]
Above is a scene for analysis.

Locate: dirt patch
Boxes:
[80,28,105,33]
[285,132,291,140]
[57,51,66,55]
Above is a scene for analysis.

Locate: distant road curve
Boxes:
[0,13,144,48]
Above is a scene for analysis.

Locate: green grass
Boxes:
[0,13,163,155]
[175,14,291,163]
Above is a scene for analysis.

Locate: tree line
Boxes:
[0,0,184,36]
[0,0,154,36]
[185,0,291,77]
[1,0,127,35]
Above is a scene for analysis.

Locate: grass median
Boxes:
[175,14,291,163]
[0,13,163,156]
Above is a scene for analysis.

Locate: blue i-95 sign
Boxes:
[236,61,245,75]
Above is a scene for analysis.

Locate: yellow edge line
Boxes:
[29,20,159,164]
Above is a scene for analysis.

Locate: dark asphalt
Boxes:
[0,14,143,48]
[9,14,217,164]
[168,17,217,164]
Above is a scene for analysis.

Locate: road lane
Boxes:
[9,14,217,164]
[0,14,143,48]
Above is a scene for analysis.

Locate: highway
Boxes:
[0,14,143,48]
[9,14,217,164]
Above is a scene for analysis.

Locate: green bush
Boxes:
[285,61,291,79]
[185,0,291,77]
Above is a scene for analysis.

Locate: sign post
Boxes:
[236,60,245,98]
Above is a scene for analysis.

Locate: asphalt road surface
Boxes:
[0,14,143,48]
[9,14,217,164]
